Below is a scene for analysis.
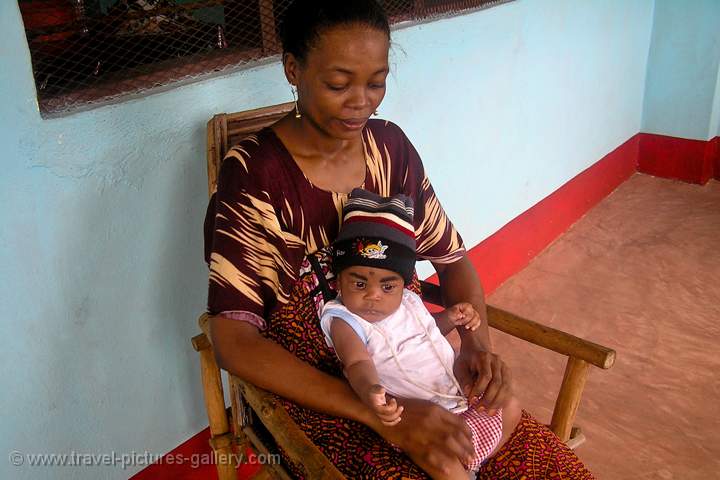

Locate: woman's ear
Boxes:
[283,52,300,86]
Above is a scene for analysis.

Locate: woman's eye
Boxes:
[382,284,396,293]
[327,84,348,91]
[354,281,366,289]
[369,83,386,90]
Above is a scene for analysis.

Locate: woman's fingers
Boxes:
[467,353,492,401]
[441,422,475,464]
[378,399,474,474]
[480,357,513,412]
[479,354,503,407]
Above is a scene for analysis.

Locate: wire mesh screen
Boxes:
[19,0,511,115]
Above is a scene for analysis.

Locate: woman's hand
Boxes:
[366,384,404,426]
[374,398,474,476]
[454,346,513,415]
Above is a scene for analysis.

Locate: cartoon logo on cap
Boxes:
[357,240,388,260]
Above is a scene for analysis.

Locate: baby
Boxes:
[320,189,502,478]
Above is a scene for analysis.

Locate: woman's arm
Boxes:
[432,311,456,336]
[433,255,514,411]
[433,256,490,350]
[210,315,373,423]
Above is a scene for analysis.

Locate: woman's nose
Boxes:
[346,87,370,110]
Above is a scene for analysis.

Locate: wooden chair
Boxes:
[192,102,617,479]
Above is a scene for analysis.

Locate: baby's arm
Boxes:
[433,302,483,336]
[329,318,404,426]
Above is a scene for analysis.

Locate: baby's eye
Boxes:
[382,284,397,293]
[354,281,366,289]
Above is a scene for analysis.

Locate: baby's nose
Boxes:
[365,287,382,300]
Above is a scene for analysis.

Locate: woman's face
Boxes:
[286,24,390,140]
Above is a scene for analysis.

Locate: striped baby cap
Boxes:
[333,188,416,284]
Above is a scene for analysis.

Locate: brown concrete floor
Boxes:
[488,174,720,480]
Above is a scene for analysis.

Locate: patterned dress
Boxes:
[204,120,594,479]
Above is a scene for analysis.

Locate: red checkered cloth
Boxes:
[459,408,503,471]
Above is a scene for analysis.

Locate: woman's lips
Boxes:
[339,118,367,130]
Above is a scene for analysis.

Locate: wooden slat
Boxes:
[208,115,224,197]
[242,427,294,480]
[237,380,346,479]
[205,103,294,197]
[191,332,211,352]
[206,117,219,198]
[198,346,237,480]
[566,426,586,450]
[258,0,281,55]
[488,306,616,369]
[550,357,591,442]
[198,313,212,341]
[199,348,229,437]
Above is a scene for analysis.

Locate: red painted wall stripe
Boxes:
[708,137,720,181]
[129,427,262,480]
[637,133,718,185]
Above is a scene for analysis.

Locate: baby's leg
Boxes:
[493,396,522,455]
[459,406,504,470]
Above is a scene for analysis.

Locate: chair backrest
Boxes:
[205,101,294,197]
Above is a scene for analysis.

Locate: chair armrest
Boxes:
[419,281,615,370]
[191,313,213,351]
[487,306,615,369]
[237,379,346,479]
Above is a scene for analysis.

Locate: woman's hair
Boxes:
[278,0,390,63]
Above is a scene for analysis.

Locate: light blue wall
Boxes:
[2,1,654,478]
[388,0,654,255]
[641,0,720,140]
[711,57,720,139]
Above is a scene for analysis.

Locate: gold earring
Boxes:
[291,86,301,119]
[373,110,379,116]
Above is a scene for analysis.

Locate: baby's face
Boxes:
[337,266,404,322]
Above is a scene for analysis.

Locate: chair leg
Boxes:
[198,345,237,480]
[550,356,590,442]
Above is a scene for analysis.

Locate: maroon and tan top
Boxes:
[204,120,465,322]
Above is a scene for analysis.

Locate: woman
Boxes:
[204,1,594,478]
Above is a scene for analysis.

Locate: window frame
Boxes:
[19,0,513,117]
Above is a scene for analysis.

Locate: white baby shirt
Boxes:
[320,289,465,411]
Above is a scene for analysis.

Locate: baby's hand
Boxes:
[366,384,403,426]
[445,302,482,331]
